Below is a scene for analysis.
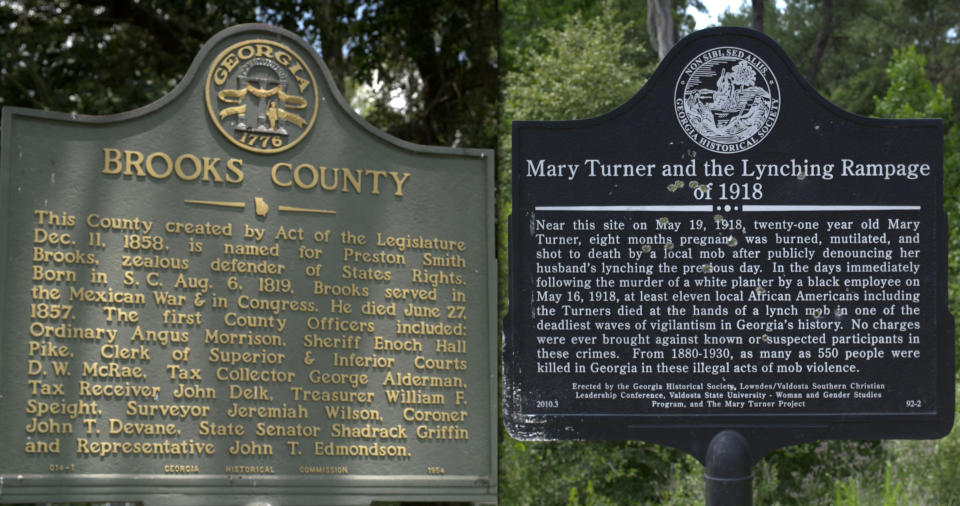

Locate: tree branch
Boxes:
[752,0,764,32]
[807,0,834,89]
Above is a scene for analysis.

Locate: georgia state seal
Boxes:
[205,39,318,154]
[675,47,780,154]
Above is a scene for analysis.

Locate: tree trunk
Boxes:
[807,0,834,89]
[312,0,348,94]
[752,0,765,32]
[647,0,675,61]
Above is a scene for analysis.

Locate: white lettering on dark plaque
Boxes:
[526,206,928,414]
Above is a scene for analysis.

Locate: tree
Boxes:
[0,0,498,149]
[498,7,696,502]
[257,0,356,93]
[752,0,765,31]
[498,0,654,319]
[349,0,498,147]
[717,0,960,120]
[731,60,757,92]
[806,0,833,89]
[874,45,960,373]
[647,0,675,60]
[245,0,500,148]
[0,1,259,115]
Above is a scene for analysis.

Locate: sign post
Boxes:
[1,24,496,506]
[504,27,954,502]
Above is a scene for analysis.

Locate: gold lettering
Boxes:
[174,153,202,181]
[108,418,178,436]
[198,420,244,436]
[214,53,241,85]
[228,440,274,456]
[318,166,339,190]
[225,158,244,183]
[76,438,215,456]
[103,148,122,174]
[237,45,255,60]
[402,407,468,422]
[274,50,291,66]
[294,163,318,188]
[165,464,200,473]
[145,151,173,178]
[342,168,362,193]
[226,402,308,419]
[313,441,409,457]
[25,417,73,435]
[416,424,469,440]
[81,362,145,379]
[254,44,274,59]
[201,157,223,182]
[367,169,387,194]
[25,438,61,454]
[271,162,292,187]
[256,422,323,437]
[124,150,145,176]
[125,401,211,419]
[101,148,243,184]
[391,171,410,196]
[269,163,409,195]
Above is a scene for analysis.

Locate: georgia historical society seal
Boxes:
[205,39,319,154]
[675,47,780,154]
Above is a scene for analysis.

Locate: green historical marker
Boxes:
[0,24,496,506]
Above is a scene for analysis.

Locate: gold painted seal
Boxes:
[205,39,318,154]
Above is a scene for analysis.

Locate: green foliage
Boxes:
[831,462,904,506]
[496,23,676,506]
[497,2,650,320]
[754,440,885,505]
[569,479,621,506]
[880,462,906,506]
[873,44,960,374]
[747,40,960,506]
[833,477,859,506]
[874,46,954,124]
[499,0,701,77]
[0,1,497,149]
[751,459,781,505]
[718,0,960,120]
[0,1,258,115]
[248,0,500,147]
[502,7,649,123]
[348,0,498,147]
[657,455,705,505]
[885,393,960,505]
[501,438,694,505]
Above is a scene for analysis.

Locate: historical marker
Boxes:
[504,27,954,462]
[0,25,496,505]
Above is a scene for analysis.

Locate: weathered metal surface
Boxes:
[1,24,496,505]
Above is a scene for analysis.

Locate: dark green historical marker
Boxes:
[505,26,953,458]
[0,24,496,505]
